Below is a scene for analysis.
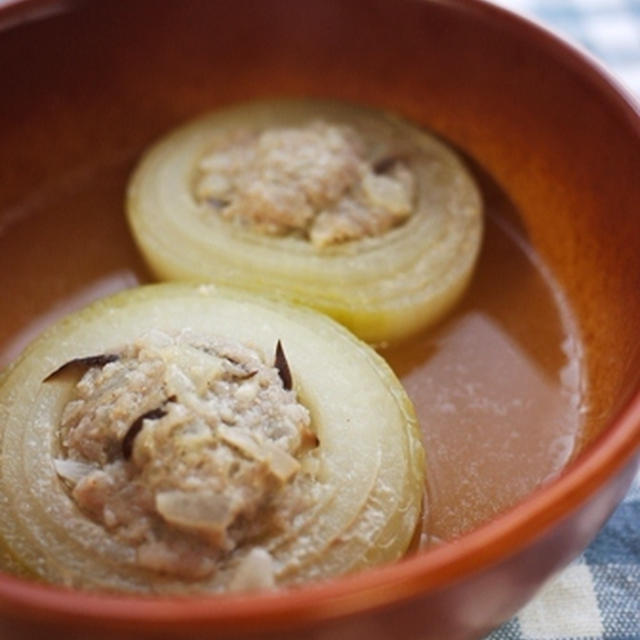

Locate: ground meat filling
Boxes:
[194,121,416,247]
[54,330,316,581]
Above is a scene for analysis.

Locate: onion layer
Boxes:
[127,99,483,344]
[0,283,424,593]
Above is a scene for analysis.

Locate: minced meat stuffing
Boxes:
[194,121,416,247]
[54,330,317,582]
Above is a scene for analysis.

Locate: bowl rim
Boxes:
[0,0,639,632]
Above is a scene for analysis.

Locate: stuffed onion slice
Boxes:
[0,283,424,593]
[127,99,483,344]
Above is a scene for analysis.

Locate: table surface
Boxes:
[486,6,640,640]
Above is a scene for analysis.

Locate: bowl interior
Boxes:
[0,0,640,628]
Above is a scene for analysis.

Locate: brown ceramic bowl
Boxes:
[1,0,639,638]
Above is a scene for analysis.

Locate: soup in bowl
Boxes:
[0,0,639,638]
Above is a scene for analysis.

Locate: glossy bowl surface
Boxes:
[0,1,640,639]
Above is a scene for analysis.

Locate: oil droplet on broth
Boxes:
[0,157,586,546]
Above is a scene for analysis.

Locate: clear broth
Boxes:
[0,154,585,543]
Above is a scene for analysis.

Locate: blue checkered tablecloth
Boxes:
[487,477,640,639]
[486,4,640,639]
[491,0,640,95]
[486,474,640,639]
